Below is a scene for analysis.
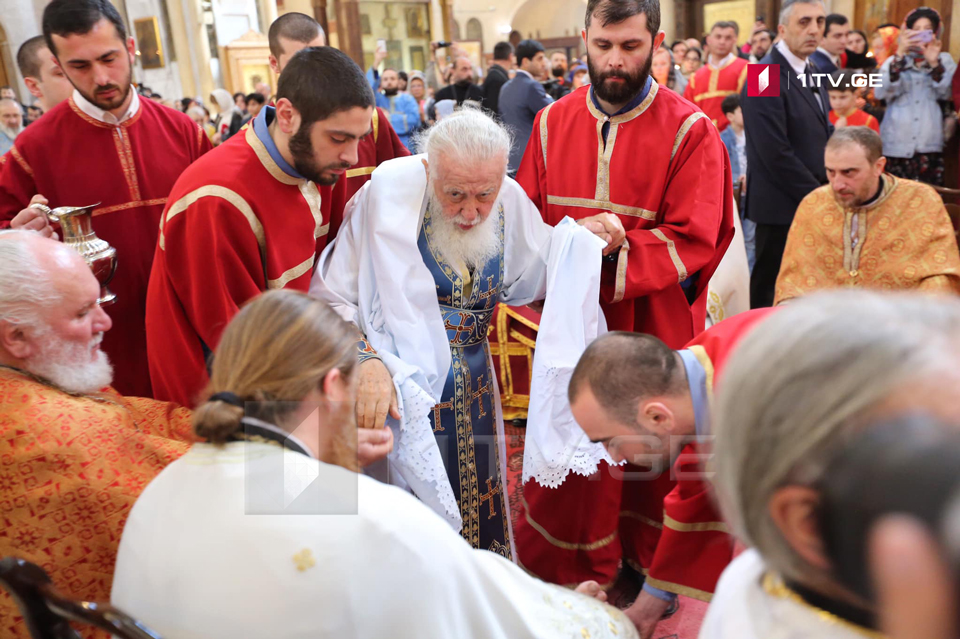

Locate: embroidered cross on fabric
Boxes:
[293,548,315,572]
[431,400,453,432]
[479,477,502,520]
[444,311,475,345]
[477,275,498,302]
[470,374,491,418]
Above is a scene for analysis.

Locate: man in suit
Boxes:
[482,41,514,116]
[741,0,832,308]
[810,13,849,74]
[499,39,554,175]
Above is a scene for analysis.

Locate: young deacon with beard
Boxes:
[515,0,735,633]
[145,47,375,408]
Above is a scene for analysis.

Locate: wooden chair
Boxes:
[934,186,960,243]
[0,557,162,639]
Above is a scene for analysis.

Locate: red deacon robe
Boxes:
[682,56,749,131]
[146,117,330,408]
[0,94,211,398]
[515,81,735,588]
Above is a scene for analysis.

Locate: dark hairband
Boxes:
[210,391,244,408]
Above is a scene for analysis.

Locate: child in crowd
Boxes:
[827,69,880,132]
[720,94,755,272]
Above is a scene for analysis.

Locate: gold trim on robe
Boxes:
[671,113,710,162]
[651,229,688,283]
[662,514,729,533]
[268,255,316,289]
[612,239,630,303]
[762,572,885,638]
[521,494,618,551]
[346,166,376,178]
[645,576,715,602]
[10,146,33,176]
[161,185,266,252]
[245,125,302,186]
[545,196,656,220]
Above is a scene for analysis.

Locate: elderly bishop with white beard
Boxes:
[311,107,623,553]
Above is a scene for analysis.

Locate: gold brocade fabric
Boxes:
[0,369,193,638]
[775,175,960,305]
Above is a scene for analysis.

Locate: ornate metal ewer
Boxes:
[34,203,117,305]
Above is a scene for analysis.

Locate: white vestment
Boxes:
[112,442,638,639]
[309,155,604,532]
[706,198,751,326]
[699,550,879,639]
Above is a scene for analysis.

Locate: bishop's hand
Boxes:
[11,194,58,240]
[356,358,401,430]
[578,213,625,256]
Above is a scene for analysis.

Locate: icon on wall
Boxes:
[405,7,426,38]
[134,17,164,69]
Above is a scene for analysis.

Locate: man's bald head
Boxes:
[269,12,326,73]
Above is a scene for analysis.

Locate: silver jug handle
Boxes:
[31,203,57,224]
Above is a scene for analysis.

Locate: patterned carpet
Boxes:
[504,423,706,639]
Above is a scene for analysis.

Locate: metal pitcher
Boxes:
[35,202,117,306]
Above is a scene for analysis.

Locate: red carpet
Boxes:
[504,423,706,639]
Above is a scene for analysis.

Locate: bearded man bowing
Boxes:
[0,0,211,398]
[311,108,620,554]
[147,47,374,408]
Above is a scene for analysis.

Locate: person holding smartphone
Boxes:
[875,7,956,186]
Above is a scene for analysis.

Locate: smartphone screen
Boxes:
[376,38,387,52]
[914,29,934,43]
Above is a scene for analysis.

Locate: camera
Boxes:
[435,41,453,49]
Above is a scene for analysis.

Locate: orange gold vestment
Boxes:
[775,174,960,304]
[0,368,193,638]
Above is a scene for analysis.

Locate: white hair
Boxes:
[417,106,512,182]
[713,290,960,585]
[0,230,61,326]
[779,0,825,26]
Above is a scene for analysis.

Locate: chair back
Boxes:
[0,557,162,639]
[934,186,960,244]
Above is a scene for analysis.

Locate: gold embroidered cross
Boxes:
[444,312,474,345]
[293,548,315,572]
[477,275,498,301]
[431,400,453,432]
[470,374,491,418]
[479,477,502,520]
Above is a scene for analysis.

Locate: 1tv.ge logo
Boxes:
[747,63,882,97]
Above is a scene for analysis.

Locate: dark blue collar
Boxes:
[589,75,653,117]
[253,106,304,180]
[678,349,711,438]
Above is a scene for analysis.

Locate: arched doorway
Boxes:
[466,17,483,50]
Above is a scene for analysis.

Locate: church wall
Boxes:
[124,0,186,99]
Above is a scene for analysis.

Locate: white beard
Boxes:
[1,124,20,140]
[27,326,114,394]
[428,189,502,273]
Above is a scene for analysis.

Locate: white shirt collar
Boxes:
[72,86,140,125]
[709,52,737,69]
[816,46,840,65]
[776,40,808,76]
[516,69,534,79]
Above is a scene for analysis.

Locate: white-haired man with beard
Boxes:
[0,230,194,638]
[0,98,23,155]
[311,107,622,557]
[702,290,960,638]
